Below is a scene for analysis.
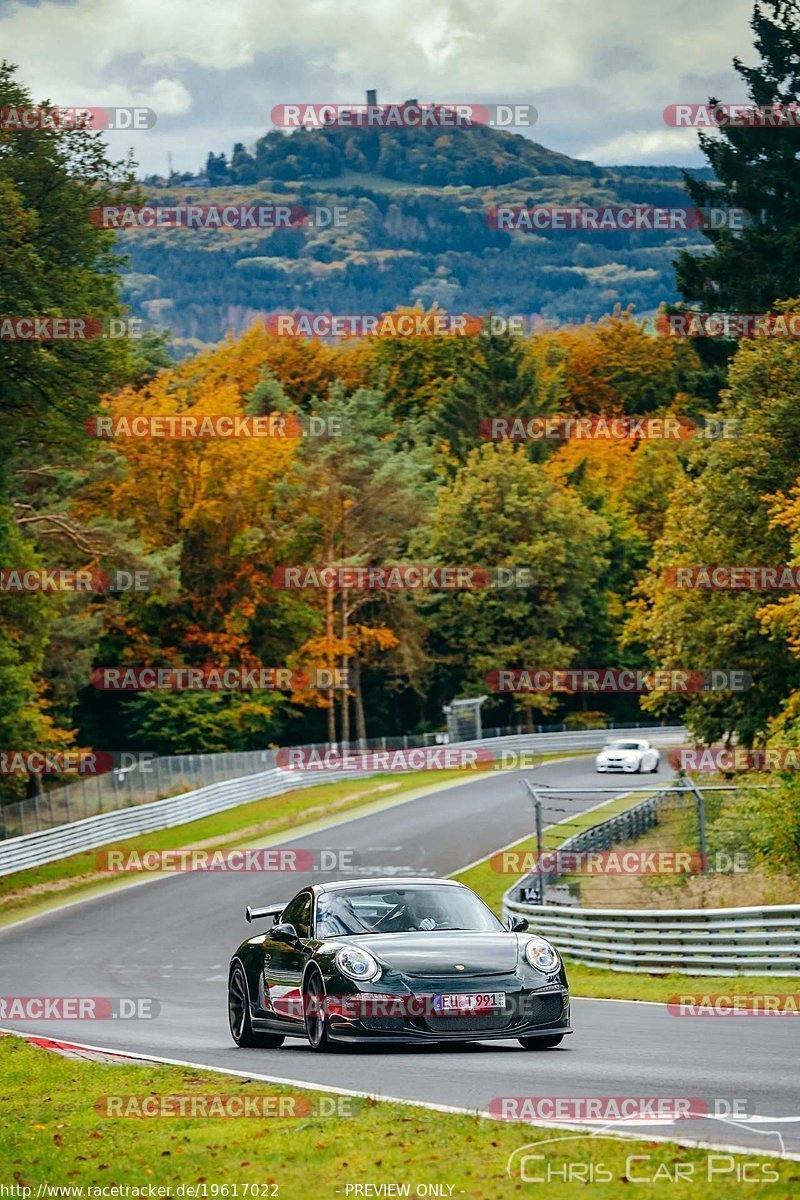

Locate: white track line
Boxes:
[453,780,638,875]
[0,767,528,935]
[0,752,593,936]
[2,1026,797,1162]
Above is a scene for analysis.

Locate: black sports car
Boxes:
[228,877,570,1051]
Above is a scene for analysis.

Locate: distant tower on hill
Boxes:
[366,89,377,106]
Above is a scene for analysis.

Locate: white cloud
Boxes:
[580,128,701,163]
[0,0,759,173]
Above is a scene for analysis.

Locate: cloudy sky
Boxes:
[0,0,757,176]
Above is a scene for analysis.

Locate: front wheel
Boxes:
[304,969,336,1052]
[228,964,285,1048]
[518,1034,564,1050]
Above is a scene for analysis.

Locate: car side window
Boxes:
[281,891,312,939]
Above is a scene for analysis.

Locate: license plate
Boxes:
[433,992,505,1014]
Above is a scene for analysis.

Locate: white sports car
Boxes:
[595,738,660,773]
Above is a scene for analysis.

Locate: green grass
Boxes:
[1,1035,796,1198]
[561,959,800,1003]
[10,751,792,1006]
[0,755,580,926]
[454,787,651,914]
[454,789,800,1004]
[0,769,472,925]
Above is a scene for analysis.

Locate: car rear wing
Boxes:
[245,902,287,924]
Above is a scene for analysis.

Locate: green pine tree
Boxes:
[675,1,800,313]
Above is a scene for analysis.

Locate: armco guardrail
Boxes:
[0,765,373,878]
[502,776,800,975]
[0,749,279,840]
[502,897,800,976]
[0,719,680,840]
[0,726,685,877]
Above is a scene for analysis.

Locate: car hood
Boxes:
[341,931,520,978]
[600,748,640,757]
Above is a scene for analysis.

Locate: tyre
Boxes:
[518,1034,564,1049]
[652,758,660,773]
[304,968,335,1052]
[228,963,285,1049]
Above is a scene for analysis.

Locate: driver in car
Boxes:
[405,896,453,931]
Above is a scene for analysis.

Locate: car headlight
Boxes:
[335,946,381,982]
[524,936,560,973]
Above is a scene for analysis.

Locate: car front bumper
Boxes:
[325,983,571,1043]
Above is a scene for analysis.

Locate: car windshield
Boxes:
[315,885,503,937]
[606,741,643,750]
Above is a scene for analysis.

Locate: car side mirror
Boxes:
[507,915,529,932]
[272,922,299,943]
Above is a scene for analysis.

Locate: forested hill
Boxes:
[202,118,595,187]
[124,118,715,352]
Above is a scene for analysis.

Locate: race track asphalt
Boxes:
[1,746,798,1158]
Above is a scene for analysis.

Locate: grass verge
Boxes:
[0,754,582,926]
[560,959,800,1004]
[454,789,800,1005]
[1,1034,796,1198]
[453,787,651,914]
[569,781,800,911]
[0,769,469,925]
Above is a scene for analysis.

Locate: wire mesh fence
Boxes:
[0,718,677,841]
[508,781,773,911]
[0,750,277,840]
